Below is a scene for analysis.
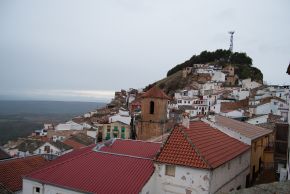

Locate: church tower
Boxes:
[137,86,170,140]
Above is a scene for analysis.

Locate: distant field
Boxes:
[0,100,105,145]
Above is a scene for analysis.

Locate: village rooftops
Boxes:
[66,133,95,146]
[0,155,48,192]
[155,121,250,169]
[214,115,272,141]
[16,139,45,153]
[141,86,171,100]
[24,139,161,194]
[0,148,11,160]
[17,139,73,153]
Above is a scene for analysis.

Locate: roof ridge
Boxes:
[180,126,212,169]
[115,138,162,145]
[25,147,94,177]
[154,124,179,161]
[0,154,45,163]
[94,150,153,160]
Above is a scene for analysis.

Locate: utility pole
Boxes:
[228,31,235,52]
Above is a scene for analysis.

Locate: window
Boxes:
[33,187,40,194]
[150,101,154,114]
[106,126,111,140]
[121,126,126,139]
[254,142,257,152]
[228,162,231,170]
[44,145,50,153]
[165,165,175,177]
[113,126,118,138]
[239,156,242,164]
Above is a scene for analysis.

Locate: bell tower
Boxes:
[137,86,170,140]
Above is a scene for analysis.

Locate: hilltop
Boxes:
[146,49,263,95]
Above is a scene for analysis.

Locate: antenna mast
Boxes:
[228,31,235,52]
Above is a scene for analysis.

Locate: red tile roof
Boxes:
[156,121,250,169]
[25,140,160,194]
[100,139,161,159]
[141,86,171,100]
[0,155,48,192]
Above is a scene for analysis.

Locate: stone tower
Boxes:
[137,86,170,140]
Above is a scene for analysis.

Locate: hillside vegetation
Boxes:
[167,49,263,82]
[146,49,263,95]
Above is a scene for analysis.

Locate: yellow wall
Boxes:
[102,122,130,140]
[250,134,271,180]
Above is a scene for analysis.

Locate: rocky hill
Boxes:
[146,49,263,96]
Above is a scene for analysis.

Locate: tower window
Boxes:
[150,101,154,114]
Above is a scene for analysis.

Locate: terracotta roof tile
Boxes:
[141,86,170,100]
[0,155,48,192]
[25,140,160,194]
[100,139,161,159]
[156,121,250,169]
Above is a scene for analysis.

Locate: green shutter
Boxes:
[121,126,125,139]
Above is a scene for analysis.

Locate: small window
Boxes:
[239,156,242,164]
[165,165,175,177]
[121,126,126,139]
[44,145,50,153]
[228,162,231,170]
[150,101,154,114]
[106,126,111,140]
[34,187,40,194]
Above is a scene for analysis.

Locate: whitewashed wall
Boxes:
[210,150,251,193]
[87,130,97,139]
[212,71,226,82]
[246,115,268,125]
[23,179,83,194]
[220,110,243,118]
[154,164,210,194]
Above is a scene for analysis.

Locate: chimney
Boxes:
[182,113,190,128]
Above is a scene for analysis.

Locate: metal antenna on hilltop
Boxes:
[228,31,235,52]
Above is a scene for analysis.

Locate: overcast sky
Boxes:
[0,0,289,102]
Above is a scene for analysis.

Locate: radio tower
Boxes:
[228,31,235,52]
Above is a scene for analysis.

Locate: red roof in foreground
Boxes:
[156,121,250,169]
[0,155,48,192]
[25,140,160,194]
[100,139,161,159]
[141,86,171,100]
